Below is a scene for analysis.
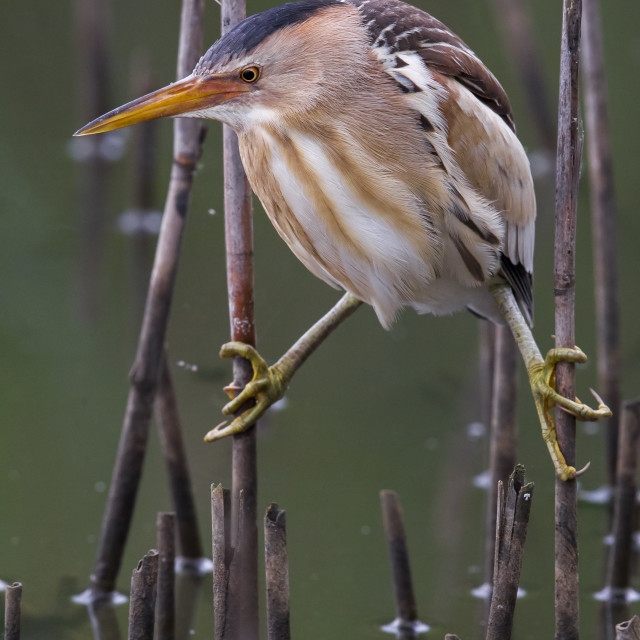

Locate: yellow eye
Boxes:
[240,66,260,83]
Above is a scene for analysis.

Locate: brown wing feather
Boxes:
[349,0,516,131]
[349,0,535,324]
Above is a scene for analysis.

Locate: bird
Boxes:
[75,0,610,480]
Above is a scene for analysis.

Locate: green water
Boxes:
[1,0,640,637]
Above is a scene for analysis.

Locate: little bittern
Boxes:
[76,0,610,480]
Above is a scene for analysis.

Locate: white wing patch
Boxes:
[264,127,439,327]
[390,52,449,133]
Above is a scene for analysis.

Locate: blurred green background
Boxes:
[1,0,639,637]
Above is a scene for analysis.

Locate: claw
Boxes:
[223,383,243,400]
[574,460,592,478]
[590,387,608,410]
[529,345,611,481]
[204,421,231,442]
[223,379,265,415]
[205,341,289,443]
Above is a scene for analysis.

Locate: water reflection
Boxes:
[87,599,122,640]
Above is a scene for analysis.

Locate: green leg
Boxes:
[204,292,362,442]
[491,284,611,481]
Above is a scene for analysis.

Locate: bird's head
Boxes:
[75,0,370,136]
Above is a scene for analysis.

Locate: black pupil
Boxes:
[243,68,256,81]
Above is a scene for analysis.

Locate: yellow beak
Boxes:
[74,74,243,136]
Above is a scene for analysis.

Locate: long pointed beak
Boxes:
[74,74,242,136]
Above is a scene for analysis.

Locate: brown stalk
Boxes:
[4,582,22,640]
[582,0,621,488]
[88,0,205,596]
[265,504,291,640]
[482,325,518,598]
[156,512,176,640]
[211,483,231,640]
[486,466,534,640]
[380,490,419,636]
[128,550,159,640]
[606,400,640,597]
[553,0,583,637]
[156,356,203,560]
[219,0,259,635]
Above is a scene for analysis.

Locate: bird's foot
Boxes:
[204,342,288,442]
[529,346,612,481]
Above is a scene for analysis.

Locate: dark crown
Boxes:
[195,0,344,71]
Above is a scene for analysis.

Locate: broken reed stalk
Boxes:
[606,400,640,597]
[89,0,205,595]
[211,485,256,639]
[265,504,291,640]
[156,512,176,640]
[483,325,518,593]
[156,356,203,560]
[581,0,621,488]
[380,490,419,633]
[617,616,640,640]
[488,0,556,149]
[220,0,259,635]
[4,582,22,640]
[211,484,231,640]
[553,0,583,637]
[128,550,159,640]
[486,466,534,640]
[73,0,111,322]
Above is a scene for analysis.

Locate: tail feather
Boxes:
[499,253,534,327]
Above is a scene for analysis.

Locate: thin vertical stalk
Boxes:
[483,325,518,595]
[88,0,205,596]
[553,0,583,637]
[606,400,640,596]
[220,0,258,636]
[582,0,621,489]
[156,512,176,640]
[4,582,22,640]
[265,504,291,640]
[380,490,419,634]
[211,484,231,640]
[128,550,159,640]
[156,356,203,560]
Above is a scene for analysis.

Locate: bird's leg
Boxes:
[491,283,612,481]
[204,292,362,442]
